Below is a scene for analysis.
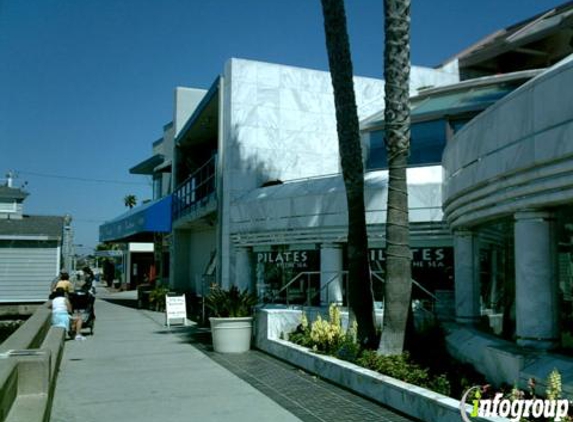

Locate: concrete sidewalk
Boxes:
[50,296,301,422]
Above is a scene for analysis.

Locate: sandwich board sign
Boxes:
[165,294,187,327]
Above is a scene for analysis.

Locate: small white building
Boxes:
[0,184,66,304]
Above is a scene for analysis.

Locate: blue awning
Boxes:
[99,195,172,242]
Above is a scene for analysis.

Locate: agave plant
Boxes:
[205,285,258,318]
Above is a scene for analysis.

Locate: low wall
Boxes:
[0,303,66,422]
[255,308,506,422]
[445,325,573,397]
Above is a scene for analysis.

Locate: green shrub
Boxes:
[205,285,257,318]
[149,285,170,311]
[357,351,450,396]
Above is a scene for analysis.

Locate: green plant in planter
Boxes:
[205,285,257,318]
[149,285,170,311]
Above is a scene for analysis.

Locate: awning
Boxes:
[99,195,172,242]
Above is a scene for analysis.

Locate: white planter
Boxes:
[209,317,253,353]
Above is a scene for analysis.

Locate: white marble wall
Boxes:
[443,55,573,229]
[224,59,456,200]
[219,58,454,286]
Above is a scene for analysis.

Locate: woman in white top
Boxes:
[50,288,71,332]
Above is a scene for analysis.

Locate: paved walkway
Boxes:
[51,289,417,422]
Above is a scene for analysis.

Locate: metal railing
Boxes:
[262,270,439,314]
[172,155,217,221]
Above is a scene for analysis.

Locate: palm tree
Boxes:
[320,0,377,348]
[124,194,137,209]
[378,0,413,355]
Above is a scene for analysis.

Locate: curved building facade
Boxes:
[443,55,573,350]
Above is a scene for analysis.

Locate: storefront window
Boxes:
[556,207,573,354]
[360,246,454,304]
[475,220,515,339]
[255,245,320,305]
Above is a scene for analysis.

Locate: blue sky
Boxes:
[0,0,565,251]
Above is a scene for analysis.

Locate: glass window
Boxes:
[153,175,162,200]
[365,119,446,170]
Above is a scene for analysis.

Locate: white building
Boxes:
[170,58,459,303]
[0,184,66,305]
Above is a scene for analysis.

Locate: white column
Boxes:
[454,229,481,324]
[514,210,558,350]
[320,243,343,305]
[234,246,253,292]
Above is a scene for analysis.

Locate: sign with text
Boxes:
[165,294,187,327]
[369,247,454,295]
[256,251,312,269]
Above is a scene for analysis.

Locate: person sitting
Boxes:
[53,271,74,293]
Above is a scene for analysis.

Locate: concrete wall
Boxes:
[0,304,66,422]
[255,309,498,422]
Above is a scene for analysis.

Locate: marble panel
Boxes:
[410,65,459,94]
[304,69,335,94]
[257,86,281,109]
[280,88,332,114]
[228,58,258,83]
[231,125,259,149]
[534,121,573,164]
[486,86,534,153]
[533,62,573,132]
[472,154,498,192]
[279,108,324,133]
[232,81,258,106]
[280,129,325,154]
[257,105,280,129]
[256,61,281,89]
[354,79,387,120]
[255,126,281,149]
[232,103,261,128]
[497,136,535,175]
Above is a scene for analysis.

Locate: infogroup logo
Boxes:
[460,386,570,422]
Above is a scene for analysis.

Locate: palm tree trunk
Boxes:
[378,0,412,355]
[320,0,377,347]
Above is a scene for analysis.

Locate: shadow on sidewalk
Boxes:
[168,325,417,422]
[100,297,140,310]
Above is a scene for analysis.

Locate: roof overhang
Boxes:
[129,154,164,175]
[176,78,220,149]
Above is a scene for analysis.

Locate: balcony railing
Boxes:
[173,155,217,221]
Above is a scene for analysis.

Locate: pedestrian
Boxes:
[53,271,74,293]
[49,288,71,333]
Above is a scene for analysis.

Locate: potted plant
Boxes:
[205,285,258,353]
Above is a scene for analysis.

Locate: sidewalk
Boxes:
[51,289,416,422]
[50,295,300,422]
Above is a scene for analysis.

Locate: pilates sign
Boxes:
[369,247,453,269]
[256,251,310,269]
